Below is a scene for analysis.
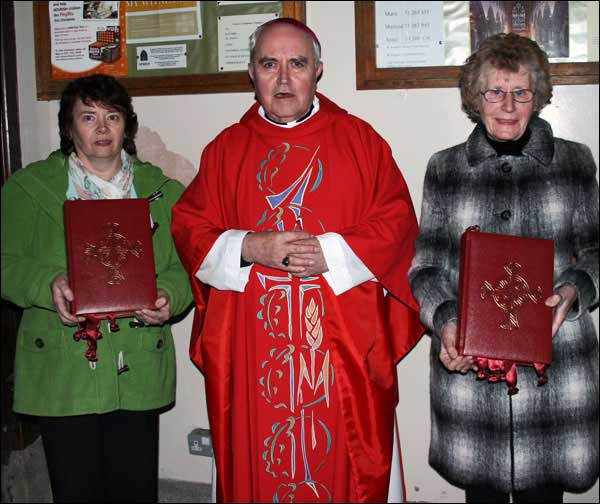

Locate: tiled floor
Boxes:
[159,479,212,503]
[1,435,211,503]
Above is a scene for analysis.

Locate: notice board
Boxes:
[355,1,599,90]
[34,1,305,100]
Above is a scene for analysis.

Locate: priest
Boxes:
[172,18,423,503]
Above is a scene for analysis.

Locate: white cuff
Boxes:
[317,232,375,295]
[195,230,253,292]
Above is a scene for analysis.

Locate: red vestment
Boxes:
[172,94,423,503]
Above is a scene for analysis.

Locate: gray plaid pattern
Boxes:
[409,117,599,493]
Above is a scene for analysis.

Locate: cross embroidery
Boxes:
[256,272,332,489]
[84,222,143,285]
[480,262,542,330]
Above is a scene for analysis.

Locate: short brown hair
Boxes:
[459,32,552,122]
[59,74,138,155]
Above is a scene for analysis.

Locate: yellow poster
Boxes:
[125,1,202,44]
[125,2,197,14]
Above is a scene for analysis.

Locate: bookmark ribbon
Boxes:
[73,314,120,362]
[475,357,548,395]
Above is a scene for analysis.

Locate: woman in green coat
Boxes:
[1,74,192,502]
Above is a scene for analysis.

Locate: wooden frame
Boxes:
[355,1,599,90]
[33,1,305,100]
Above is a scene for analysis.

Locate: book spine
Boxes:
[456,229,472,355]
[64,203,78,315]
[143,199,158,306]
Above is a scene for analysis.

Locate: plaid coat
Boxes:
[408,117,599,493]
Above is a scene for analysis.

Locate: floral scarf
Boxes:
[67,150,134,200]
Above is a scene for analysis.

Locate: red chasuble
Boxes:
[172,94,423,503]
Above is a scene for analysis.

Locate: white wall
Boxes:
[13,2,599,502]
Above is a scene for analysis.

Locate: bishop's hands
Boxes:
[288,236,329,277]
[439,320,477,373]
[242,231,329,277]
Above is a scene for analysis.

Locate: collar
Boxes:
[486,128,531,156]
[258,96,320,128]
[14,151,169,228]
[466,115,555,166]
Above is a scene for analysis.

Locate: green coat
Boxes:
[1,151,193,416]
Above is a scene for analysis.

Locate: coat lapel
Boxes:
[466,116,555,167]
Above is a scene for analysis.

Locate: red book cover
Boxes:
[64,199,157,318]
[457,227,554,365]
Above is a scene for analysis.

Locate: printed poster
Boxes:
[470,1,569,58]
[125,1,203,44]
[217,12,278,71]
[50,1,128,80]
[136,44,187,71]
[375,1,445,68]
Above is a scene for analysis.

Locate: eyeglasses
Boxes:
[480,89,535,103]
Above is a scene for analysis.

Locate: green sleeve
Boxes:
[1,178,64,310]
[155,180,193,318]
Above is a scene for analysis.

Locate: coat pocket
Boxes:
[141,326,170,353]
[19,328,64,353]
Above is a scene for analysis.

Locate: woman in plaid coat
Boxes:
[408,33,598,503]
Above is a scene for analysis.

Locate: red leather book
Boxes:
[64,199,157,319]
[457,227,554,365]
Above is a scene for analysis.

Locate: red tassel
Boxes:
[534,362,548,386]
[107,314,120,332]
[471,357,548,395]
[73,315,102,362]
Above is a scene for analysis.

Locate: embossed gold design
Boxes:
[480,262,542,330]
[84,222,143,285]
[255,142,333,501]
